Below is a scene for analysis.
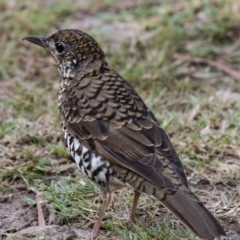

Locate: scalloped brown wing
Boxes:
[59,70,188,191]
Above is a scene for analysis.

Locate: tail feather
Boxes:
[159,189,226,240]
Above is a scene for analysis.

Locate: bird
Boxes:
[23,29,226,240]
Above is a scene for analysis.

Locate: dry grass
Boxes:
[0,0,240,239]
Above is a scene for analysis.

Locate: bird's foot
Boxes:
[126,216,135,227]
[90,228,99,240]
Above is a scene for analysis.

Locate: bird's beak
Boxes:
[23,36,49,49]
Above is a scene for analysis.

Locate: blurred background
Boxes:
[0,0,240,239]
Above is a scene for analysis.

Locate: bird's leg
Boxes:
[128,190,140,225]
[91,192,111,240]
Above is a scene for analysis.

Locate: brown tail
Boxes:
[159,189,226,240]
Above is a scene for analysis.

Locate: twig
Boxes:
[48,210,56,225]
[18,170,46,227]
[173,53,240,81]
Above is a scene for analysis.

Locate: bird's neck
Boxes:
[60,58,108,82]
[57,58,109,115]
[83,58,109,76]
[59,58,109,90]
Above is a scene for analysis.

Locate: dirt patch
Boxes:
[0,191,91,240]
[3,225,91,240]
[0,191,37,233]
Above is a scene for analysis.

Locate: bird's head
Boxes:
[23,29,107,79]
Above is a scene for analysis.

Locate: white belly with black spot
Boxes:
[63,129,112,185]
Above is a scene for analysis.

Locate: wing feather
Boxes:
[60,70,188,190]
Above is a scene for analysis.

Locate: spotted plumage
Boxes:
[64,128,121,189]
[24,29,226,240]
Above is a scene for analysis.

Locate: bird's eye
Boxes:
[55,42,65,53]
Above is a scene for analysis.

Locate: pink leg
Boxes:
[91,192,111,239]
[128,190,140,225]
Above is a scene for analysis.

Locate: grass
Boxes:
[0,0,240,239]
